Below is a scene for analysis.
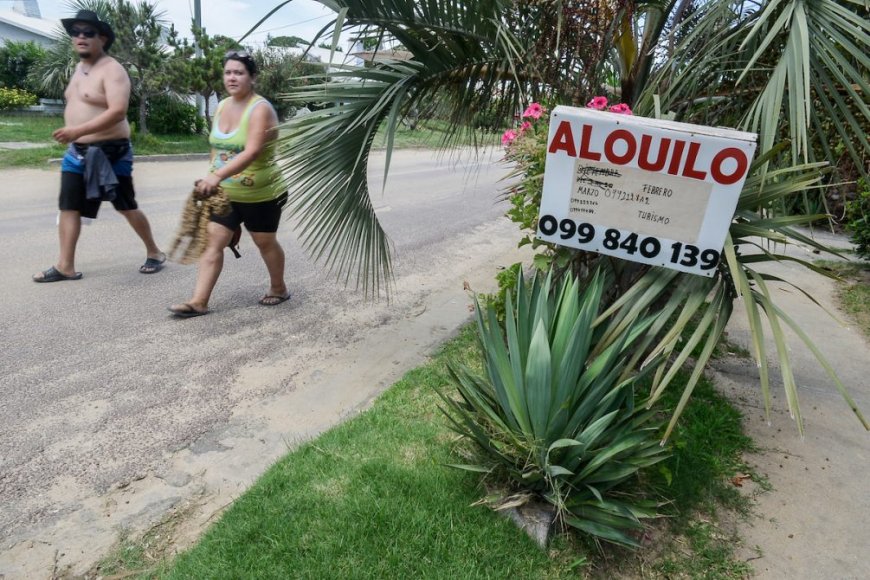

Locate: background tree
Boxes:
[266,34,310,48]
[502,0,611,106]
[251,47,326,121]
[29,0,182,133]
[167,26,242,127]
[111,0,173,134]
[29,37,74,100]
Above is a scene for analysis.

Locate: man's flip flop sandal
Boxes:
[33,266,83,283]
[140,253,167,274]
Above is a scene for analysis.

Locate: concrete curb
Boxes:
[128,153,210,163]
[46,153,210,165]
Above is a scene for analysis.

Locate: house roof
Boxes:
[0,9,58,40]
[350,49,414,63]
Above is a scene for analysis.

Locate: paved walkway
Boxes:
[0,141,48,150]
[714,229,869,579]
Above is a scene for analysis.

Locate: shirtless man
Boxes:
[33,9,165,282]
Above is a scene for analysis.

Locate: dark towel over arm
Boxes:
[83,145,118,202]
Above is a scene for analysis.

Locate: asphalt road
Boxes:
[0,148,529,576]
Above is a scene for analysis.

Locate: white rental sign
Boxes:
[537,106,757,276]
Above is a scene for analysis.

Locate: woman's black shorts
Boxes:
[210,192,288,233]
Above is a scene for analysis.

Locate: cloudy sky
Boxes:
[33,0,338,45]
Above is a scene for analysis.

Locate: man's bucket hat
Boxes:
[61,9,115,51]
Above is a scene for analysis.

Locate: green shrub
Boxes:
[440,269,670,547]
[846,178,870,259]
[0,40,47,95]
[0,87,37,110]
[481,262,523,321]
[473,107,507,131]
[129,94,205,135]
[146,94,205,135]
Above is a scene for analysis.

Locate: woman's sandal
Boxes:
[168,303,209,318]
[258,292,291,306]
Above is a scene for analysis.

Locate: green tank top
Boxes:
[209,95,281,203]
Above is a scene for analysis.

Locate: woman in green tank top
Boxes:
[169,51,290,317]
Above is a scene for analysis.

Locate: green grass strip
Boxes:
[0,114,212,168]
[0,114,495,168]
[99,325,758,579]
[161,327,565,579]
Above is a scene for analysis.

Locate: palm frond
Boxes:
[639,0,870,179]
[272,0,529,295]
[623,156,869,436]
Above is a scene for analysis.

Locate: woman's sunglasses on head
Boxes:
[224,50,253,61]
[69,27,98,39]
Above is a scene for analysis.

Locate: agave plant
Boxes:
[439,269,670,546]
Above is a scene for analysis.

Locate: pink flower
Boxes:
[502,129,518,146]
[522,103,544,119]
[586,96,608,111]
[519,121,532,133]
[609,103,633,115]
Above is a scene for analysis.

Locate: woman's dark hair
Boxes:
[223,50,257,76]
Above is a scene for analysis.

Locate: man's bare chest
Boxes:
[66,74,107,107]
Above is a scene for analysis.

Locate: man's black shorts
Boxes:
[210,193,288,233]
[58,140,138,219]
[59,173,138,219]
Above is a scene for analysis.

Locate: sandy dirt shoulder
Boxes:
[715,230,869,579]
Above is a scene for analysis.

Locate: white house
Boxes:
[0,1,57,47]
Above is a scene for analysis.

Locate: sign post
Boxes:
[537,106,757,276]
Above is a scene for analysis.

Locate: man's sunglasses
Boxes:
[224,50,253,61]
[70,27,98,39]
